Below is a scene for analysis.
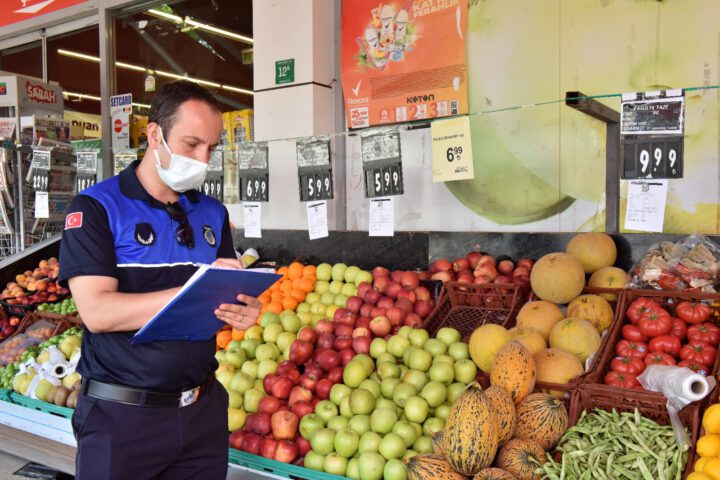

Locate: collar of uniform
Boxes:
[119,160,200,211]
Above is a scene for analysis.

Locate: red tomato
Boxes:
[622,325,648,343]
[687,323,720,346]
[675,301,711,325]
[644,352,677,366]
[638,310,672,338]
[648,335,681,356]
[679,341,717,366]
[677,360,710,376]
[615,340,648,359]
[626,298,663,325]
[670,317,687,340]
[610,356,646,376]
[604,371,640,388]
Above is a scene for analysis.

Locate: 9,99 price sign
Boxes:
[361,128,404,198]
[297,138,333,201]
[238,142,270,202]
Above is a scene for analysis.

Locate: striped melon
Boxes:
[490,341,536,404]
[443,382,499,475]
[496,439,546,480]
[432,430,445,455]
[474,468,518,480]
[405,454,467,480]
[484,385,516,445]
[513,393,568,450]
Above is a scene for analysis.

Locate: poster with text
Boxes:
[341,0,468,129]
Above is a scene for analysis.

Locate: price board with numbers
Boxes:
[201,149,224,201]
[296,138,333,201]
[361,129,404,198]
[75,150,98,193]
[31,149,51,192]
[621,90,684,179]
[114,150,138,176]
[238,142,269,202]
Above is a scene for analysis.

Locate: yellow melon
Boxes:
[567,294,614,333]
[529,253,585,305]
[534,348,584,398]
[508,327,546,356]
[516,301,564,341]
[469,324,512,374]
[566,233,617,273]
[548,318,601,364]
[588,267,629,302]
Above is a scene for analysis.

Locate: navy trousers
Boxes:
[72,380,229,480]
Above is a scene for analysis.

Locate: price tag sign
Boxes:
[369,197,394,237]
[243,202,262,238]
[238,142,269,202]
[431,116,475,182]
[306,201,329,240]
[624,180,668,232]
[34,191,49,219]
[202,149,224,201]
[114,150,137,176]
[76,150,98,193]
[31,148,51,192]
[32,149,51,170]
[621,90,684,179]
[297,138,333,201]
[361,128,404,198]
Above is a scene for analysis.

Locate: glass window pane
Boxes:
[0,40,42,79]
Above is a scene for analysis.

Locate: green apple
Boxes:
[392,383,418,407]
[280,314,301,333]
[448,341,470,360]
[315,280,330,294]
[227,390,243,408]
[228,407,246,431]
[305,292,321,304]
[340,395,353,418]
[349,414,371,435]
[330,383,352,406]
[408,329,430,347]
[383,459,407,480]
[420,381,447,408]
[402,369,429,391]
[354,354,375,372]
[397,326,413,338]
[296,302,311,313]
[423,339,447,356]
[320,292,336,306]
[344,265,361,283]
[311,428,336,455]
[392,421,418,448]
[454,359,478,384]
[215,350,227,364]
[243,388,264,413]
[370,407,398,434]
[435,404,451,420]
[226,340,243,352]
[404,396,429,423]
[401,449,417,462]
[328,416,349,432]
[447,383,467,404]
[381,377,402,399]
[316,263,332,281]
[432,354,455,366]
[254,379,264,392]
[311,302,327,315]
[329,280,344,295]
[346,457,360,479]
[304,450,325,471]
[370,338,387,358]
[408,350,433,372]
[315,400,339,424]
[375,398,398,413]
[255,343,279,362]
[349,388,375,415]
[332,263,348,281]
[428,363,455,385]
[379,433,406,460]
[324,453,348,476]
[299,413,325,439]
[387,336,411,358]
[275,332,296,353]
[402,346,419,367]
[240,360,259,379]
[257,359,278,379]
[240,339,260,359]
[343,361,370,388]
[413,435,433,454]
[297,311,312,326]
[376,352,395,365]
[245,325,264,341]
[216,371,234,390]
[262,323,283,343]
[436,327,461,346]
[354,270,373,287]
[333,294,349,307]
[358,452,385,480]
[259,311,280,326]
[377,362,401,380]
[311,313,325,325]
[342,282,358,296]
[359,432,383,454]
[422,417,445,436]
[224,350,247,369]
[326,304,341,319]
[334,428,360,457]
[229,372,254,394]
[359,379,381,399]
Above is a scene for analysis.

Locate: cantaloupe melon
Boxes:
[469,324,512,374]
[529,253,585,305]
[534,348,584,397]
[588,266,628,302]
[548,318,601,363]
[566,233,617,273]
[567,294,614,333]
[508,327,546,356]
[515,301,564,340]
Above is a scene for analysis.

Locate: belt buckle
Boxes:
[179,386,200,407]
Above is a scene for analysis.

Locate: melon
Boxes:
[529,253,585,305]
[548,318,601,363]
[566,232,617,273]
[567,294,614,333]
[515,301,564,341]
[490,341,536,405]
[588,266,629,301]
[534,348,584,397]
[469,324,512,373]
[484,385,516,446]
[513,393,568,450]
[508,327,546,356]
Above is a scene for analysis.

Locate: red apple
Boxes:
[336,312,357,327]
[333,336,353,350]
[452,257,470,272]
[274,440,299,463]
[288,386,312,407]
[359,303,373,318]
[327,366,344,384]
[414,300,434,319]
[316,379,334,400]
[291,400,314,420]
[304,363,323,379]
[400,271,420,289]
[334,323,353,337]
[263,374,279,394]
[373,266,390,278]
[317,333,336,350]
[377,296,394,310]
[395,298,414,315]
[277,360,299,378]
[353,327,371,338]
[517,258,534,270]
[229,430,246,450]
[474,264,498,280]
[356,316,371,329]
[332,308,349,322]
[431,271,453,283]
[357,282,373,299]
[478,254,496,266]
[370,316,392,336]
[513,266,530,277]
[346,296,363,313]
[298,372,319,392]
[397,288,417,304]
[385,282,402,299]
[466,251,482,268]
[352,336,371,354]
[457,273,474,283]
[363,289,381,305]
[248,412,272,435]
[369,306,386,318]
[316,320,334,334]
[404,313,423,328]
[289,340,314,366]
[259,395,283,415]
[494,274,512,284]
[260,437,278,459]
[473,275,492,285]
[391,270,404,283]
[431,258,452,272]
[316,349,341,371]
[271,377,294,400]
[497,259,514,275]
[339,348,355,366]
[418,271,430,280]
[295,436,312,456]
[310,397,320,409]
[241,433,262,455]
[271,411,299,441]
[386,307,405,327]
[414,286,431,302]
[373,276,390,293]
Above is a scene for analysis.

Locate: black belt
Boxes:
[84,376,214,408]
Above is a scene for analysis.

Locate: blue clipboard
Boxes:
[131,266,281,345]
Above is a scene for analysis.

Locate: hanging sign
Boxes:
[30,148,50,192]
[306,201,329,240]
[243,202,262,238]
[431,115,475,182]
[624,180,669,233]
[296,138,333,202]
[369,197,394,236]
[75,150,98,193]
[238,142,269,202]
[621,90,684,179]
[361,128,403,197]
[113,149,137,176]
[201,149,224,201]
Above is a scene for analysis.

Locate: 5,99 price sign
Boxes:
[361,128,404,198]
[297,138,333,201]
[238,142,270,202]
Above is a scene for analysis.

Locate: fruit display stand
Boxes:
[228,448,346,480]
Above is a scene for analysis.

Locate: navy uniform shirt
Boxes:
[59,161,235,392]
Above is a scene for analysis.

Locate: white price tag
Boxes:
[369,197,394,237]
[306,201,329,240]
[431,116,475,182]
[243,202,262,238]
[624,180,668,233]
[34,191,49,219]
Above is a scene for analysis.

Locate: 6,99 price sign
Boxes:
[361,128,404,198]
[431,116,475,183]
[238,142,270,202]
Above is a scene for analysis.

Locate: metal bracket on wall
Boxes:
[565,91,621,233]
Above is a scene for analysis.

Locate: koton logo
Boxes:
[25,81,56,104]
[406,94,435,104]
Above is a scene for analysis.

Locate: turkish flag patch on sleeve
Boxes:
[65,212,83,230]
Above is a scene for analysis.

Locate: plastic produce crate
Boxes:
[7,390,73,419]
[228,449,347,480]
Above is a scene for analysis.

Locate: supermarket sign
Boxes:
[0,0,89,28]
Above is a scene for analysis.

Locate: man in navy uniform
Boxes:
[59,81,260,479]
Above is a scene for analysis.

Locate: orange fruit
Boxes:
[290,289,306,302]
[231,328,245,341]
[288,262,304,280]
[270,290,284,302]
[258,292,271,303]
[216,330,232,349]
[267,302,283,314]
[277,266,289,276]
[282,297,299,311]
[303,265,316,277]
[299,277,315,293]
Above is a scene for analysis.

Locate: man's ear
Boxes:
[146,122,161,150]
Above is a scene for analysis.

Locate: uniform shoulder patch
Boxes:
[65,212,83,229]
[203,225,216,247]
[134,223,156,246]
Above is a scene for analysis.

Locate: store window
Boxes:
[0,40,43,79]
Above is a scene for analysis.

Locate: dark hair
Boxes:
[148,81,221,137]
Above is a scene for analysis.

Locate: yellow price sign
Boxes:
[431,116,475,183]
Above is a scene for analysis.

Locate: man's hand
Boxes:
[215,294,262,330]
[212,258,244,270]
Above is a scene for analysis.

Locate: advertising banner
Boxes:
[341,0,468,129]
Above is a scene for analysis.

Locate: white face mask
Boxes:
[153,127,208,193]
